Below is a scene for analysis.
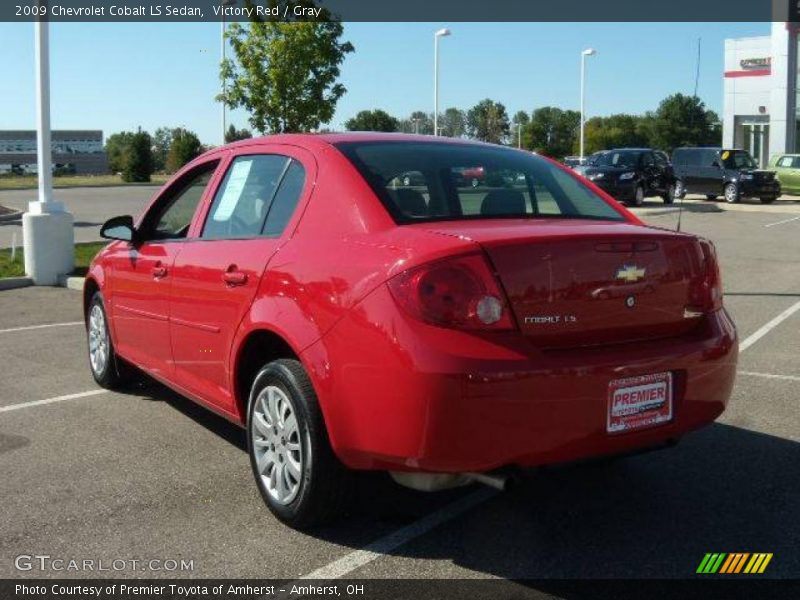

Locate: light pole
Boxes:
[433,28,451,137]
[22,14,74,285]
[220,0,236,144]
[579,48,596,161]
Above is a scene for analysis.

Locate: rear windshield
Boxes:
[334,141,625,224]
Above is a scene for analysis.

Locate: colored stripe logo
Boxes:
[697,553,773,574]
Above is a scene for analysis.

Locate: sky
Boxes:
[1,21,769,145]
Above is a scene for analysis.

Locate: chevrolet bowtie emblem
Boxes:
[616,265,646,283]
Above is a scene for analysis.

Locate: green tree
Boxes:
[152,127,175,172]
[583,113,649,154]
[399,111,434,135]
[220,6,354,133]
[225,124,253,143]
[523,106,580,158]
[466,99,510,144]
[165,128,203,173]
[121,131,153,183]
[440,107,466,138]
[344,109,399,132]
[105,132,135,173]
[650,93,720,151]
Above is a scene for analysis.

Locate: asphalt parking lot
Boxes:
[0,191,798,584]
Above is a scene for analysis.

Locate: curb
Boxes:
[0,276,33,291]
[58,275,85,291]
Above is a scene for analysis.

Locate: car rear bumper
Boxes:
[304,286,738,473]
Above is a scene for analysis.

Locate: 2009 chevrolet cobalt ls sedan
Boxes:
[85,133,738,528]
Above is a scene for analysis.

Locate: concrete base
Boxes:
[22,209,75,286]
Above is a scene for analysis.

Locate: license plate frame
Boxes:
[607,372,673,434]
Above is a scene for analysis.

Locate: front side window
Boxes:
[335,141,625,224]
[721,150,757,170]
[202,154,307,240]
[142,162,218,241]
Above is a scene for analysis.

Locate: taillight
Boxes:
[387,253,515,330]
[688,239,723,312]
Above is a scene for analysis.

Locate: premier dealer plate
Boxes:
[607,372,673,434]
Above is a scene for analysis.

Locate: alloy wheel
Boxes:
[251,385,304,505]
[725,183,739,203]
[88,304,108,376]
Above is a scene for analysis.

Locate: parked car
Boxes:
[453,165,486,187]
[581,148,677,206]
[768,153,800,195]
[572,150,608,176]
[672,147,780,204]
[563,156,586,168]
[86,133,737,528]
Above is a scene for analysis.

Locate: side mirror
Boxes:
[100,215,136,242]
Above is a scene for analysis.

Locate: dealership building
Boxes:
[723,22,798,166]
[0,130,108,175]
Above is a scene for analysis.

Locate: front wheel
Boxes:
[87,292,127,389]
[630,184,645,207]
[662,183,675,204]
[247,359,353,529]
[760,196,777,204]
[724,183,740,204]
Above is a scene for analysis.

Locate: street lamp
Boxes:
[579,48,596,161]
[220,0,236,144]
[22,14,75,285]
[433,28,451,137]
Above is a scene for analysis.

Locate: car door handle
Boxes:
[222,267,247,286]
[152,263,167,279]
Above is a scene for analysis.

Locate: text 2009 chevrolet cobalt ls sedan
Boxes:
[85,133,738,528]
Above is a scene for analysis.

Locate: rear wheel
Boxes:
[247,359,353,529]
[724,183,740,204]
[87,292,127,389]
[674,179,686,199]
[760,196,776,204]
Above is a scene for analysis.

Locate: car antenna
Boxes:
[676,187,684,232]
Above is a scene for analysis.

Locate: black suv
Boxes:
[581,148,676,206]
[672,147,780,204]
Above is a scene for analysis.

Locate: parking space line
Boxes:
[298,487,497,579]
[739,371,800,383]
[739,299,800,352]
[764,215,800,228]
[0,321,83,335]
[0,389,108,414]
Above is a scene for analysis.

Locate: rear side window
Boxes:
[335,141,624,224]
[202,155,305,239]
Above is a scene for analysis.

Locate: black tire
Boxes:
[247,359,353,529]
[630,184,645,207]
[724,183,740,204]
[86,292,127,389]
[674,179,686,200]
[662,183,675,204]
[705,194,718,201]
[760,196,776,204]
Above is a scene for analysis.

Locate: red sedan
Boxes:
[85,133,737,528]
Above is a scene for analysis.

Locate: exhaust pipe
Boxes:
[466,472,508,491]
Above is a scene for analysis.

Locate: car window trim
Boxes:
[199,153,293,241]
[137,158,221,244]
